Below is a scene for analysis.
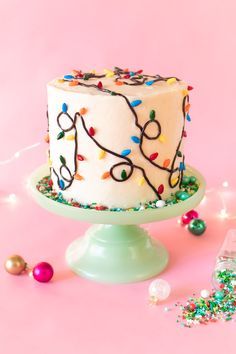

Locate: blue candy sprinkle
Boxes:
[145,80,155,86]
[130,99,142,107]
[179,162,186,171]
[59,179,65,190]
[186,113,191,122]
[131,136,140,144]
[129,71,135,76]
[62,103,68,113]
[121,149,131,156]
[64,74,74,80]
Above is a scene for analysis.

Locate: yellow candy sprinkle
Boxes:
[158,134,166,143]
[66,134,75,141]
[98,150,106,160]
[57,79,64,83]
[138,177,145,186]
[47,158,52,167]
[104,69,114,78]
[101,171,110,179]
[182,89,189,97]
[166,78,177,85]
[74,173,84,180]
[171,177,179,185]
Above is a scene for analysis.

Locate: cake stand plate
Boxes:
[29,164,205,283]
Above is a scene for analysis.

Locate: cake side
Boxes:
[46,67,191,209]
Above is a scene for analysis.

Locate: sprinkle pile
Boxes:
[177,269,236,327]
[36,173,200,212]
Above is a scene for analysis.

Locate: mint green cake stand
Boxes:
[29,164,205,284]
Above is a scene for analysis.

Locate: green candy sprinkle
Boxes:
[149,110,155,120]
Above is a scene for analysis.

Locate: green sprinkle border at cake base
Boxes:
[36,174,200,212]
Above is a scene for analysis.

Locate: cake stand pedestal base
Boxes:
[65,224,168,283]
[29,164,205,284]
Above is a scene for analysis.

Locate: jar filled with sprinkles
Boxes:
[212,229,236,292]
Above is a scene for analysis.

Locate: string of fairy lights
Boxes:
[0,142,235,222]
[0,142,40,204]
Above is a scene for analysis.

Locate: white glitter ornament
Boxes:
[149,279,171,303]
[200,289,210,298]
[156,200,166,208]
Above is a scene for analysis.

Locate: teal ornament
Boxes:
[130,99,142,107]
[175,191,190,201]
[62,103,68,113]
[188,218,207,236]
[145,80,155,86]
[64,75,74,80]
[121,149,131,156]
[179,162,186,171]
[131,136,140,144]
[59,180,65,190]
[186,114,191,122]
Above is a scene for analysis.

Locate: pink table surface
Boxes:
[1,1,236,353]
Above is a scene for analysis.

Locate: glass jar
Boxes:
[212,230,236,290]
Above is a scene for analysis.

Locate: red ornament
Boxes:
[181,210,199,225]
[77,154,85,161]
[97,81,103,89]
[89,127,95,136]
[32,262,54,283]
[158,184,164,194]
[149,152,159,161]
[48,179,53,187]
[187,85,194,91]
[182,130,187,138]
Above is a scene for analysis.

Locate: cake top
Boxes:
[48,67,189,97]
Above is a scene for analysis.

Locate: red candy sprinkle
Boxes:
[48,179,53,187]
[136,69,143,74]
[182,130,187,138]
[77,154,85,161]
[89,127,95,136]
[124,74,130,79]
[187,85,194,91]
[97,81,103,89]
[189,303,196,311]
[158,184,164,194]
[149,152,158,161]
[95,205,107,211]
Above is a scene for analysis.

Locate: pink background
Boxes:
[1,0,236,353]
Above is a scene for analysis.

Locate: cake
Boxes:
[46,67,192,209]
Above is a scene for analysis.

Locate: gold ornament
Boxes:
[4,255,27,275]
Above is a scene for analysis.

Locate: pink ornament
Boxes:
[181,210,199,225]
[33,262,54,283]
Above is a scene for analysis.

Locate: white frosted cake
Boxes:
[46,67,192,209]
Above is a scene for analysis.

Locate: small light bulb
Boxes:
[7,193,17,204]
[222,181,229,188]
[219,208,228,219]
